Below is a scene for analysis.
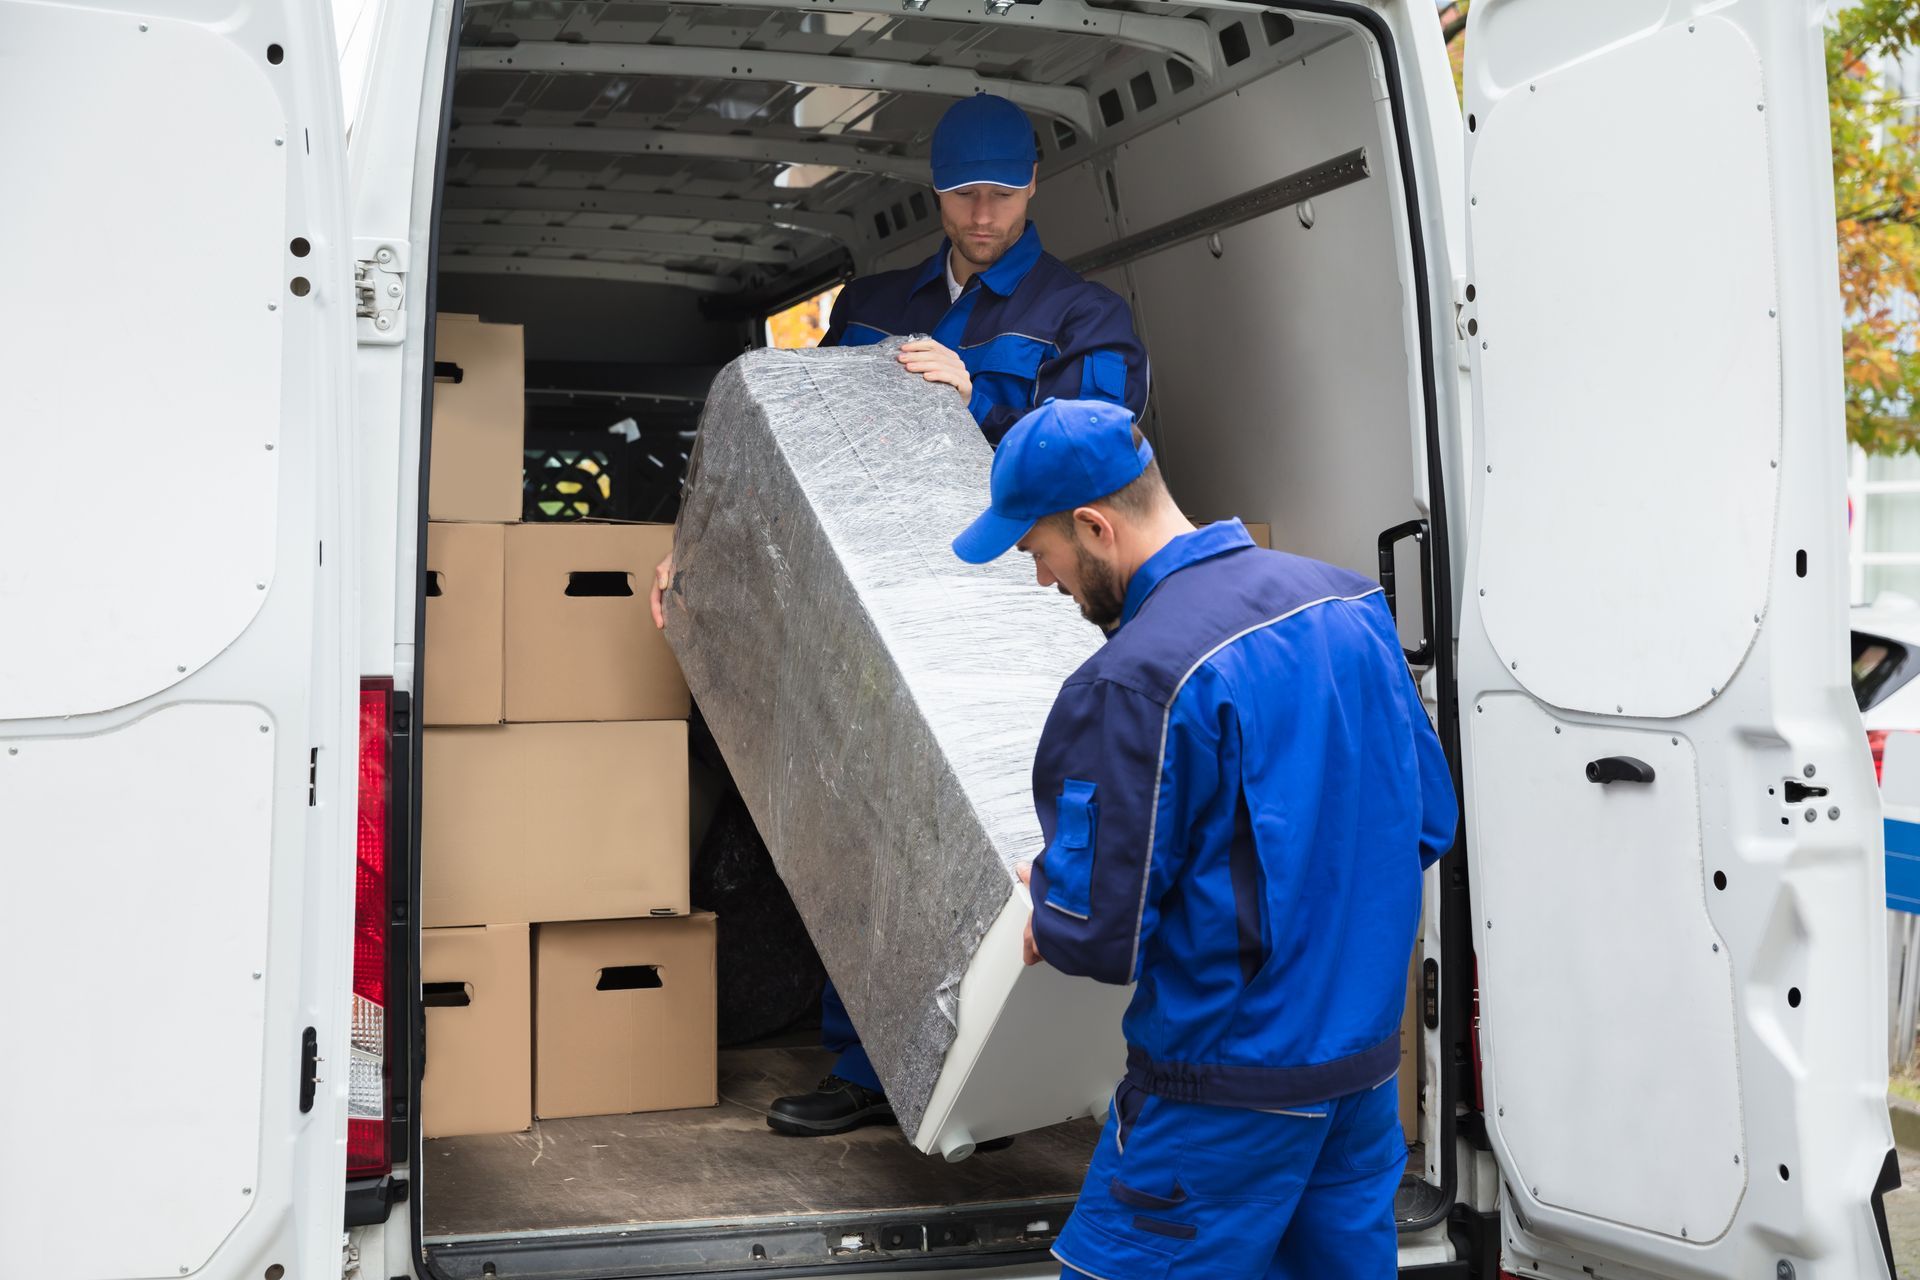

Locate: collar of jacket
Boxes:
[912,221,1043,299]
[1114,519,1258,633]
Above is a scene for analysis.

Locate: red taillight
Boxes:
[1871,730,1890,785]
[349,678,393,1179]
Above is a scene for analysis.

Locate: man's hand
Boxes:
[649,552,674,630]
[1015,861,1042,967]
[898,339,973,406]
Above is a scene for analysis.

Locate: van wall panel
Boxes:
[1109,36,1423,583]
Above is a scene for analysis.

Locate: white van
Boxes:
[0,1,1899,1277]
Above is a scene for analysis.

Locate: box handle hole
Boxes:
[597,965,663,991]
[567,571,634,598]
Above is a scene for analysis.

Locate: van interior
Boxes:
[416,1,1455,1272]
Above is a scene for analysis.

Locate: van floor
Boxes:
[422,1046,1101,1238]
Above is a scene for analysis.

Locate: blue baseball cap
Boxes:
[952,399,1153,565]
[931,94,1038,192]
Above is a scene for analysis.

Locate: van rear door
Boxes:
[0,5,358,1278]
[1457,2,1897,1277]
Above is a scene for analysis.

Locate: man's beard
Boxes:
[1062,542,1125,631]
[951,227,1015,268]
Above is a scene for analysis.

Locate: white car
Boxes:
[1854,597,1920,777]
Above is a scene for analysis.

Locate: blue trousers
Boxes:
[819,979,882,1092]
[1055,1076,1403,1279]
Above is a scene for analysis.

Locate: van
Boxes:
[0,1,1897,1277]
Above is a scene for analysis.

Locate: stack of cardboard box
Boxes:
[418,314,716,1140]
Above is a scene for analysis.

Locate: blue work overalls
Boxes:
[1028,521,1458,1278]
[821,221,1149,444]
[817,223,1149,1093]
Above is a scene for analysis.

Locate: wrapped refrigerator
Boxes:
[663,339,1132,1157]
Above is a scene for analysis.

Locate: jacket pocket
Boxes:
[961,332,1053,377]
[1338,1079,1411,1175]
[1227,792,1268,983]
[1042,779,1098,919]
[1110,1176,1188,1211]
[1079,348,1128,402]
[1131,1215,1198,1240]
[1111,1078,1150,1151]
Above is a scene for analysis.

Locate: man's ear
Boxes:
[1073,505,1113,547]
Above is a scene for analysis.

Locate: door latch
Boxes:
[354,239,407,345]
[1586,756,1655,785]
[299,1025,319,1113]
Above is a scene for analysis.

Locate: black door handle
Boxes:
[1377,519,1435,667]
[1587,756,1655,785]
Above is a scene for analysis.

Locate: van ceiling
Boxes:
[444,0,1345,308]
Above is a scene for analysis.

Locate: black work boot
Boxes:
[767,1075,897,1136]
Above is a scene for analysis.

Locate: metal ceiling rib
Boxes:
[443,0,1231,293]
[439,255,747,292]
[440,186,859,246]
[449,123,933,183]
[441,221,803,265]
[462,0,1217,73]
[458,44,1099,134]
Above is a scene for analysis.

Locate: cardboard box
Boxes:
[422,721,691,927]
[504,523,690,723]
[420,924,532,1138]
[1399,903,1426,1144]
[534,915,718,1119]
[424,522,506,726]
[1192,516,1272,549]
[429,314,524,523]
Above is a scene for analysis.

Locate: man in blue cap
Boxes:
[822,93,1148,443]
[953,400,1458,1277]
[655,93,1151,1140]
[768,95,1146,1138]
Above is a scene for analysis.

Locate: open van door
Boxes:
[1456,3,1898,1277]
[0,5,358,1279]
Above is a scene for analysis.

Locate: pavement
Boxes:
[1889,1093,1920,1278]
[1888,1142,1920,1280]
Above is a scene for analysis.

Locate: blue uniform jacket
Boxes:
[822,222,1148,444]
[1029,521,1458,1111]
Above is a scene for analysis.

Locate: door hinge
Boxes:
[354,239,408,345]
